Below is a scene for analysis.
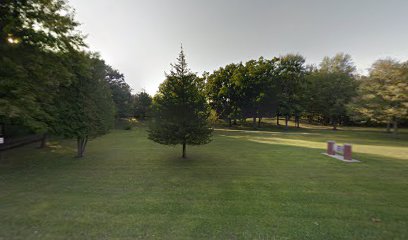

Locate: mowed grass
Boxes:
[0,125,407,239]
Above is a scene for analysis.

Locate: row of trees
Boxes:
[0,0,140,157]
[205,53,407,132]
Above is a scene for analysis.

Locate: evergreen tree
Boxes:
[148,47,212,158]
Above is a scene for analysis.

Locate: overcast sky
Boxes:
[69,0,408,95]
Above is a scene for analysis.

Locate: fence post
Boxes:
[344,144,352,161]
[327,141,335,155]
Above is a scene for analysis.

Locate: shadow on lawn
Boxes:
[0,140,80,171]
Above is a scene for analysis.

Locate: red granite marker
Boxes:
[327,141,335,155]
[344,144,352,161]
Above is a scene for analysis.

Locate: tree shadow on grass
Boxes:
[0,140,79,170]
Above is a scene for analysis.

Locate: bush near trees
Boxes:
[148,47,212,158]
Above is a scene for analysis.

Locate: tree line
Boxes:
[205,53,408,132]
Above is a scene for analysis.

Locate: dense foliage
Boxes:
[0,0,82,132]
[349,59,408,133]
[133,91,152,120]
[0,0,127,156]
[205,53,407,132]
[106,66,133,118]
[55,52,115,157]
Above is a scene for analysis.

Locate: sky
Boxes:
[69,0,408,95]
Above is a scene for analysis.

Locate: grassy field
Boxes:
[0,124,407,239]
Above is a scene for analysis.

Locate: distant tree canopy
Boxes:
[149,47,212,158]
[305,54,358,130]
[133,91,152,120]
[205,52,408,132]
[206,54,308,129]
[105,66,133,118]
[349,59,408,133]
[0,0,128,157]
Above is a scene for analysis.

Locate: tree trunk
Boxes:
[253,116,257,129]
[77,136,88,158]
[228,118,232,127]
[233,119,237,125]
[182,142,186,158]
[258,117,262,128]
[40,133,47,148]
[77,137,82,157]
[276,113,280,126]
[386,121,391,133]
[285,115,289,130]
[393,119,398,135]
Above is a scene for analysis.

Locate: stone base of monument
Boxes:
[321,153,360,163]
[323,141,360,163]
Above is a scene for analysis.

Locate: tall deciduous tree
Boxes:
[276,54,306,129]
[206,64,241,126]
[133,91,152,120]
[56,52,115,157]
[349,59,408,134]
[148,47,212,158]
[0,0,83,133]
[305,53,357,130]
[106,66,133,118]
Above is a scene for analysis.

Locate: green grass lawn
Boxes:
[0,125,407,239]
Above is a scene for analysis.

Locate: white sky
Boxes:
[69,0,408,95]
